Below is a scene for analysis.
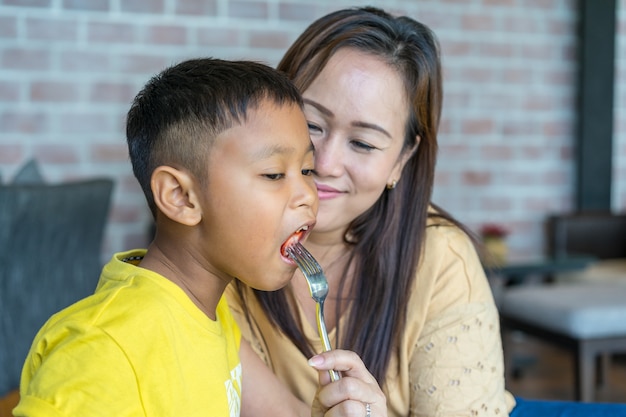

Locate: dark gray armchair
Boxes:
[0,178,114,396]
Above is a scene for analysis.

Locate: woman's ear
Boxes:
[388,135,420,185]
[151,166,202,226]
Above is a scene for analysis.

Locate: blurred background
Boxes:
[0,0,624,261]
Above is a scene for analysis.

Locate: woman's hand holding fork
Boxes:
[309,349,387,417]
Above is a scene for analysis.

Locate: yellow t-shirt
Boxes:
[226,220,515,417]
[14,249,242,417]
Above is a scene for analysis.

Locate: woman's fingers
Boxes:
[308,349,377,384]
[309,349,387,417]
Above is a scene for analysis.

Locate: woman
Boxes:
[227,7,514,416]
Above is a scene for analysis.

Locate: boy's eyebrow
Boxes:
[252,142,314,160]
[303,98,392,139]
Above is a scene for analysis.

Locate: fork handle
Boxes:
[316,302,341,382]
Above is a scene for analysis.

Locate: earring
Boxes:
[386,180,397,190]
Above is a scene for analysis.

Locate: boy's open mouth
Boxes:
[280,225,309,257]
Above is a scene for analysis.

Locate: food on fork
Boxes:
[280,225,309,257]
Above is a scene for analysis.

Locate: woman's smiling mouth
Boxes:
[316,183,343,200]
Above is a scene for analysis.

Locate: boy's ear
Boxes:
[151,166,202,226]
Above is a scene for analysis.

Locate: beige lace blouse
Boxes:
[225,219,515,416]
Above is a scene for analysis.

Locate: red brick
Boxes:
[441,40,472,56]
[90,82,135,103]
[33,144,80,164]
[0,16,17,38]
[560,145,573,160]
[60,50,111,72]
[0,144,24,163]
[482,0,516,6]
[59,112,111,133]
[91,143,128,162]
[110,203,143,223]
[480,197,513,211]
[482,145,513,159]
[443,91,471,107]
[542,170,568,185]
[523,197,561,212]
[279,3,316,21]
[461,119,494,135]
[197,27,240,47]
[434,171,451,186]
[526,0,558,10]
[519,146,544,159]
[3,0,50,6]
[501,16,540,33]
[228,1,268,19]
[146,25,187,45]
[503,68,533,84]
[121,0,164,13]
[124,231,151,250]
[0,81,20,101]
[461,15,494,31]
[479,42,513,58]
[119,54,169,73]
[30,81,80,102]
[63,0,109,11]
[440,144,470,158]
[0,111,48,133]
[438,118,452,134]
[543,120,571,137]
[119,174,142,193]
[502,121,537,136]
[544,68,574,86]
[462,171,492,185]
[523,94,556,111]
[521,44,553,60]
[175,0,217,15]
[248,30,291,49]
[87,22,135,43]
[2,48,51,71]
[459,66,494,83]
[26,17,78,41]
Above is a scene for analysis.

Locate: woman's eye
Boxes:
[307,122,322,134]
[302,169,315,176]
[351,140,377,152]
[263,173,285,180]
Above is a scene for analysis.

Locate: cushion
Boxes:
[11,159,43,184]
[511,396,626,416]
[501,283,626,338]
[0,178,114,396]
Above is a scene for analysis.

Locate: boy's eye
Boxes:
[302,169,315,176]
[263,173,285,180]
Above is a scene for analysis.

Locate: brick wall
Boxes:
[0,0,624,261]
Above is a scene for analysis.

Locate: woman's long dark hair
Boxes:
[236,7,460,383]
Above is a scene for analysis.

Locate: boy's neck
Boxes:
[139,241,231,320]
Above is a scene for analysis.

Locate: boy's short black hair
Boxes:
[126,57,304,217]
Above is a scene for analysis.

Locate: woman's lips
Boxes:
[316,184,342,200]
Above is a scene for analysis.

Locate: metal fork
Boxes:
[286,242,341,381]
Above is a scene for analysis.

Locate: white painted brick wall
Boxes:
[0,0,623,261]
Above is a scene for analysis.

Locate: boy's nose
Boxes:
[299,178,318,209]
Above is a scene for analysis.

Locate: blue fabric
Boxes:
[511,397,626,416]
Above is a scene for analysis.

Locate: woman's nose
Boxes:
[312,136,343,178]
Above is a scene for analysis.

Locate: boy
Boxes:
[13,58,318,416]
